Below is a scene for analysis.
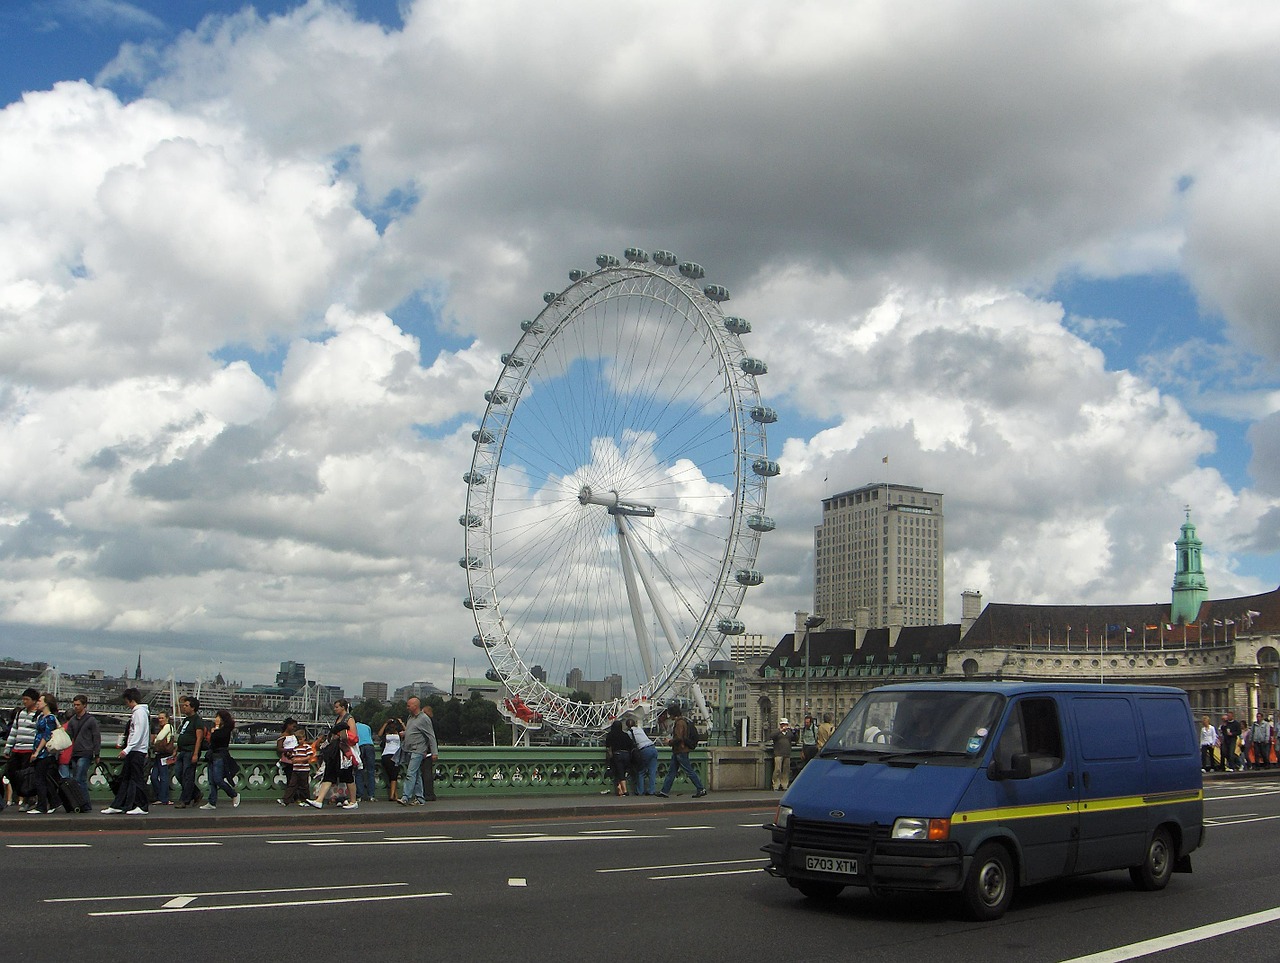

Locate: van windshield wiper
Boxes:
[878,749,972,763]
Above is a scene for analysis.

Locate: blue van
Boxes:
[762,682,1204,919]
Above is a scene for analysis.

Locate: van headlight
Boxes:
[891,817,951,841]
[776,804,793,827]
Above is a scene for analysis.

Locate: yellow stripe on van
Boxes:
[953,788,1201,825]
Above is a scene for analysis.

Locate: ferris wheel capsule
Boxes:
[485,668,503,682]
[543,291,563,304]
[501,353,525,367]
[752,458,781,477]
[473,634,498,648]
[704,284,730,302]
[717,618,746,635]
[463,595,487,610]
[624,247,649,263]
[459,556,483,570]
[678,262,705,280]
[472,428,495,444]
[596,254,621,268]
[750,405,778,423]
[652,250,678,266]
[740,358,768,376]
[735,569,765,586]
[569,269,588,282]
[724,317,751,335]
[484,390,509,405]
[459,513,483,528]
[747,514,775,532]
[519,320,544,334]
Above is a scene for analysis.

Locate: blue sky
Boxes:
[3,0,1280,696]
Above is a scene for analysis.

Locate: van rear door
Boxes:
[1068,694,1148,873]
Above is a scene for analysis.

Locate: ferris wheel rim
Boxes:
[462,253,772,732]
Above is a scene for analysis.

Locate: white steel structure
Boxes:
[461,249,776,731]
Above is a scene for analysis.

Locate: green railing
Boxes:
[87,746,713,800]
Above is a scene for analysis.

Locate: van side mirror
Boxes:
[988,752,1033,781]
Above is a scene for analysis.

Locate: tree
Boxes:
[460,693,503,744]
[568,690,594,704]
[351,698,386,725]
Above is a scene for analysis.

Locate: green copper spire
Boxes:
[1171,507,1208,625]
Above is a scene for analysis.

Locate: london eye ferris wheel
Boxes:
[460,248,777,732]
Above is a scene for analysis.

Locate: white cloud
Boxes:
[4,0,1280,694]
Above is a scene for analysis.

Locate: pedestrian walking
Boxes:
[799,714,819,765]
[102,688,150,815]
[173,696,206,808]
[306,699,359,809]
[355,718,377,802]
[656,705,707,799]
[28,693,60,814]
[66,695,100,804]
[201,709,242,809]
[150,711,175,805]
[398,698,438,805]
[3,688,40,811]
[1200,715,1220,772]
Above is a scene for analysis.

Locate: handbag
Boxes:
[48,727,72,752]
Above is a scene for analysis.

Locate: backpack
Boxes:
[681,718,700,751]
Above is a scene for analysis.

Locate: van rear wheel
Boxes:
[963,843,1015,920]
[795,881,844,903]
[1130,827,1174,891]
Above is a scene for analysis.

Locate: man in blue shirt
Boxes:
[355,719,377,802]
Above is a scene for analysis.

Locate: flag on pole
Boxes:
[882,455,889,464]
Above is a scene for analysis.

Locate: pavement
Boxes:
[0,768,1266,833]
[0,787,783,832]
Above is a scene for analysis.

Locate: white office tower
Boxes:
[814,482,944,628]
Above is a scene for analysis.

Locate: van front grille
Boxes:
[789,818,891,852]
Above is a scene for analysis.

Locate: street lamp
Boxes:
[802,615,826,717]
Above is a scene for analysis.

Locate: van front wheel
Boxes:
[962,843,1015,920]
[1130,828,1174,891]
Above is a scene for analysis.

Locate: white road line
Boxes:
[650,868,766,880]
[266,839,345,845]
[310,834,667,847]
[88,891,450,918]
[579,829,636,835]
[1207,788,1280,801]
[144,842,222,847]
[1057,906,1280,962]
[508,878,527,887]
[666,826,713,831]
[599,858,767,874]
[7,844,91,849]
[149,829,385,842]
[47,882,408,903]
[1204,814,1280,826]
[163,897,197,909]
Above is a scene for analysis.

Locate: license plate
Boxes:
[805,854,858,876]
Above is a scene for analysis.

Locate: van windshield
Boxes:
[825,690,1004,760]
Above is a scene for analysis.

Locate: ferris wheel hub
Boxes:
[578,485,656,516]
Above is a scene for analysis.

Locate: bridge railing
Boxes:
[81,745,773,800]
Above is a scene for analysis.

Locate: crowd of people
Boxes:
[0,687,441,814]
[2,688,720,812]
[1199,710,1276,772]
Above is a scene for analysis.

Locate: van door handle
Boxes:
[1082,771,1090,789]
[1067,772,1075,790]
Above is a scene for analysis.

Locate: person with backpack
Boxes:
[799,714,819,765]
[655,704,707,799]
[4,689,42,812]
[66,695,101,804]
[625,714,659,796]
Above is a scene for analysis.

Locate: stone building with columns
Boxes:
[744,513,1280,738]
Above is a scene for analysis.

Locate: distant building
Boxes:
[565,668,623,702]
[275,661,306,695]
[393,680,446,703]
[362,681,389,702]
[814,482,944,628]
[750,513,1280,735]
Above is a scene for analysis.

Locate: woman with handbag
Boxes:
[28,693,62,814]
[150,711,175,806]
[305,699,360,810]
[200,709,241,810]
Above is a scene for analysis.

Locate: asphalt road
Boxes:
[10,781,1280,963]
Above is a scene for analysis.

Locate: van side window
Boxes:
[995,698,1064,777]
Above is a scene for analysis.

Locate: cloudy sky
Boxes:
[3,0,1280,698]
